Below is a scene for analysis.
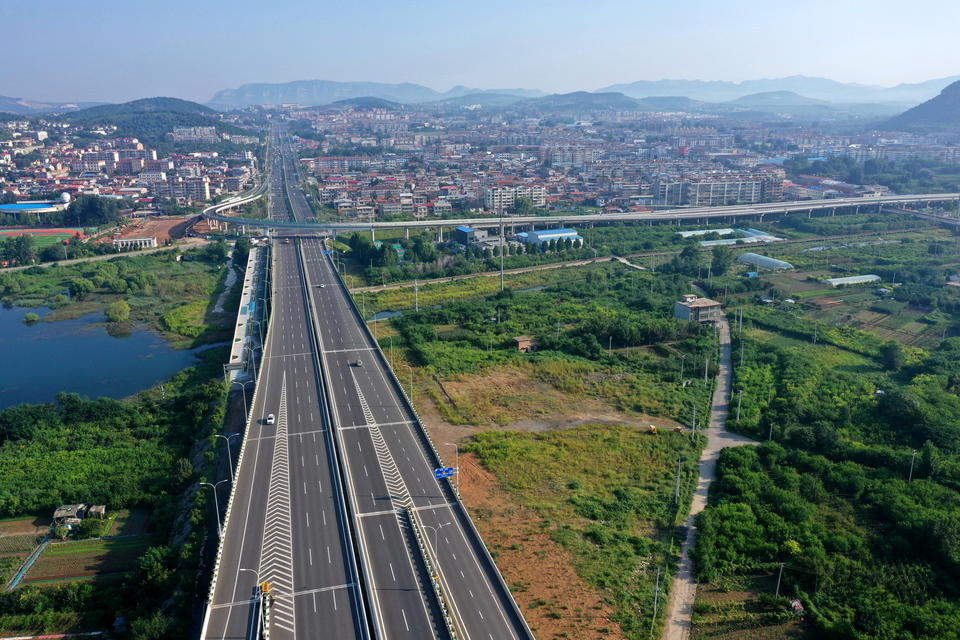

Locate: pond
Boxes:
[0,306,206,409]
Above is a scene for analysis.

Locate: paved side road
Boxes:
[662,315,758,640]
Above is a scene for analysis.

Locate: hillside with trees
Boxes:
[55,97,247,145]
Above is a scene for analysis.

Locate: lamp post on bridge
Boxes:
[230,379,253,424]
[215,433,241,479]
[422,522,453,559]
[200,479,230,538]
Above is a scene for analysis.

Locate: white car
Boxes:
[266,413,276,425]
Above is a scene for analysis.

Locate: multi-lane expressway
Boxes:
[202,129,368,640]
[202,127,533,640]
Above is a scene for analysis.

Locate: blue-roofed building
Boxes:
[0,201,68,215]
[518,228,583,245]
[454,226,476,245]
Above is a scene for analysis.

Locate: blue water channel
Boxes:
[0,306,205,409]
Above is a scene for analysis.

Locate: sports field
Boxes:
[0,227,89,248]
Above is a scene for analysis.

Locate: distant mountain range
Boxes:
[598,75,960,105]
[883,80,960,131]
[728,90,828,107]
[205,75,960,109]
[208,80,546,107]
[0,95,106,115]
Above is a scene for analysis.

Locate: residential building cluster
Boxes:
[283,101,952,223]
[0,119,259,208]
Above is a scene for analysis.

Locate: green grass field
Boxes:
[23,536,151,585]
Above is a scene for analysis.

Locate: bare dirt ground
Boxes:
[417,364,682,448]
[415,365,684,640]
[100,215,193,245]
[456,452,628,640]
[0,517,50,536]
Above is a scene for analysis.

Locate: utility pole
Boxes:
[775,562,785,598]
[704,356,709,381]
[650,566,662,637]
[499,213,505,292]
[908,449,917,482]
[736,389,743,422]
[674,455,682,503]
[414,279,419,312]
[679,354,685,381]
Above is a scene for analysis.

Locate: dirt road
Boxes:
[661,315,757,640]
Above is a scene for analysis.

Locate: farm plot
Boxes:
[22,536,151,585]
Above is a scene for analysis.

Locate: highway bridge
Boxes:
[202,126,534,640]
[204,190,960,237]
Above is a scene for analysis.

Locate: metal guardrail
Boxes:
[404,508,460,639]
[199,243,273,640]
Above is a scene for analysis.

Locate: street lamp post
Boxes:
[422,522,453,558]
[251,320,264,346]
[244,343,260,378]
[400,364,415,403]
[231,379,253,424]
[200,479,230,537]
[215,433,240,479]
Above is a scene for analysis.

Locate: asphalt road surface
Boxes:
[205,126,531,640]
[203,129,367,640]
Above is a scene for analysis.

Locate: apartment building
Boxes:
[483,184,547,212]
[153,176,211,201]
[685,177,762,206]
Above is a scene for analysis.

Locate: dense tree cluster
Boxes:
[701,320,960,637]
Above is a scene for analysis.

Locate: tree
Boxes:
[10,235,36,265]
[130,612,173,640]
[233,236,252,263]
[105,300,131,323]
[711,246,735,276]
[68,277,95,300]
[203,240,229,263]
[880,341,905,371]
[76,517,104,539]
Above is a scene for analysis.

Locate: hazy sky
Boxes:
[2,0,959,103]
